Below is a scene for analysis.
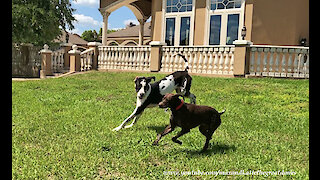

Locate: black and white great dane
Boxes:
[113,54,197,131]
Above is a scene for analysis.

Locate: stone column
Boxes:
[68,45,81,72]
[40,44,53,78]
[101,11,110,45]
[60,43,73,70]
[138,19,146,46]
[149,41,166,72]
[232,40,253,76]
[88,42,102,70]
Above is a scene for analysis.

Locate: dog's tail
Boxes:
[219,109,226,115]
[175,53,189,71]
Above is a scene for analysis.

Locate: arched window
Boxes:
[125,42,137,46]
[109,42,119,46]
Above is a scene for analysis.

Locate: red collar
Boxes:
[175,99,184,111]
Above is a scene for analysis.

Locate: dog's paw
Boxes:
[112,126,122,132]
[124,124,133,129]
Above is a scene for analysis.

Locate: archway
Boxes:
[121,40,138,46]
[99,0,152,45]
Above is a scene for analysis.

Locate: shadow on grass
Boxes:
[181,143,236,156]
[148,125,167,134]
[148,126,236,155]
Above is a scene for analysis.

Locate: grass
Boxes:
[12,71,309,179]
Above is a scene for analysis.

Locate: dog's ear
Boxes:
[134,76,139,82]
[146,76,156,83]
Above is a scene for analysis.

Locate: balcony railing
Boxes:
[160,46,235,75]
[249,45,309,78]
[98,46,151,71]
[34,42,309,79]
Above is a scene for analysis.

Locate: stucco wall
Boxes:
[114,0,309,46]
[151,0,163,41]
[193,0,206,45]
[250,0,309,46]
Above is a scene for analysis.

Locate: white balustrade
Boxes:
[80,48,94,71]
[213,48,219,74]
[223,47,230,75]
[203,48,210,73]
[97,44,308,79]
[268,48,275,76]
[98,46,151,71]
[51,48,65,72]
[229,47,235,74]
[249,45,309,78]
[160,46,235,75]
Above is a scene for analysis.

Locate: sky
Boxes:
[70,0,146,35]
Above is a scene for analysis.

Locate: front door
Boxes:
[165,15,191,46]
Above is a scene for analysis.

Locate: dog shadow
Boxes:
[147,126,236,155]
[181,143,236,156]
[148,125,167,134]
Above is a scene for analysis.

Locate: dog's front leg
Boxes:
[172,129,190,145]
[152,124,175,145]
[113,102,148,131]
[188,93,197,104]
[124,113,142,129]
[112,108,137,131]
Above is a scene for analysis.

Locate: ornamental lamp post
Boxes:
[241,26,247,40]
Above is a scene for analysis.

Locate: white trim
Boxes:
[205,0,245,45]
[250,45,309,50]
[233,39,252,45]
[120,40,138,46]
[161,0,195,46]
[106,40,120,46]
[150,41,167,46]
[88,42,103,46]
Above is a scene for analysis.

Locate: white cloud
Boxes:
[110,27,124,31]
[72,0,99,7]
[70,14,103,35]
[73,14,103,28]
[69,28,82,35]
[123,19,139,26]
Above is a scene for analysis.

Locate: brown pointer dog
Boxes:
[153,93,225,151]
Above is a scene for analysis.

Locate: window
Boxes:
[165,18,176,46]
[209,15,221,45]
[179,17,190,45]
[163,0,195,46]
[226,14,239,45]
[207,0,244,45]
[166,0,193,13]
[211,0,242,10]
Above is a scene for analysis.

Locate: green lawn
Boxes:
[12,71,309,179]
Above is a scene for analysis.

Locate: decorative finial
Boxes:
[72,44,78,50]
[43,44,49,50]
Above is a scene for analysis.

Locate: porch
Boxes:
[96,42,309,78]
[30,41,309,79]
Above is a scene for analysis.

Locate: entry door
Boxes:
[209,13,240,45]
[165,16,191,46]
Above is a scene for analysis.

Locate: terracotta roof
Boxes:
[54,31,88,45]
[107,22,151,38]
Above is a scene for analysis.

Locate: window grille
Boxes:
[210,0,242,10]
[166,0,193,13]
